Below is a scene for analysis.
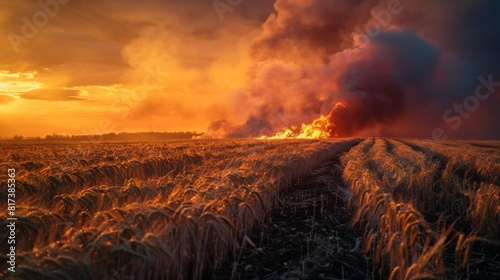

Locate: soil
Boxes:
[213,158,369,280]
[212,156,500,280]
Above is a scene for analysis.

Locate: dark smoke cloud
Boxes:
[251,0,374,63]
[208,0,500,138]
[329,29,441,136]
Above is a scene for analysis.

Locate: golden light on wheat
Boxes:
[0,138,499,279]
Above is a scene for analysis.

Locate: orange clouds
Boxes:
[0,0,273,137]
[1,0,499,139]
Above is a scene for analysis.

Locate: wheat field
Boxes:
[0,138,499,279]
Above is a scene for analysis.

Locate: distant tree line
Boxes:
[10,132,204,141]
[13,135,41,140]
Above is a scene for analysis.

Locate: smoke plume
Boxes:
[208,0,500,138]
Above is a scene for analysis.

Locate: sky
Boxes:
[1,0,499,139]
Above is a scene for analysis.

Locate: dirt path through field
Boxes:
[214,157,368,280]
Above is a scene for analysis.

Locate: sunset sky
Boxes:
[1,0,499,138]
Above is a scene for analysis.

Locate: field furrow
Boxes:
[341,138,445,280]
[0,139,361,279]
[1,138,499,280]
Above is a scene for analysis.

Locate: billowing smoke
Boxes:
[327,29,441,136]
[208,0,500,138]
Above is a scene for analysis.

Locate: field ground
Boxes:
[215,158,368,280]
[0,138,499,279]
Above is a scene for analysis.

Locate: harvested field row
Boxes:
[0,139,361,279]
[1,138,499,280]
[340,138,500,279]
[215,158,368,280]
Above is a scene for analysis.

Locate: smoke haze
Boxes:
[208,0,500,139]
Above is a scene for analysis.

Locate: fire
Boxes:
[259,114,334,139]
[258,102,346,139]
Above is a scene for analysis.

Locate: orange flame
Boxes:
[258,102,345,139]
[258,114,333,139]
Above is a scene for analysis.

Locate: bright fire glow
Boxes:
[259,102,346,139]
[259,114,334,139]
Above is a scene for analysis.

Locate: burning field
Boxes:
[205,0,500,141]
[1,138,499,279]
[1,0,500,279]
